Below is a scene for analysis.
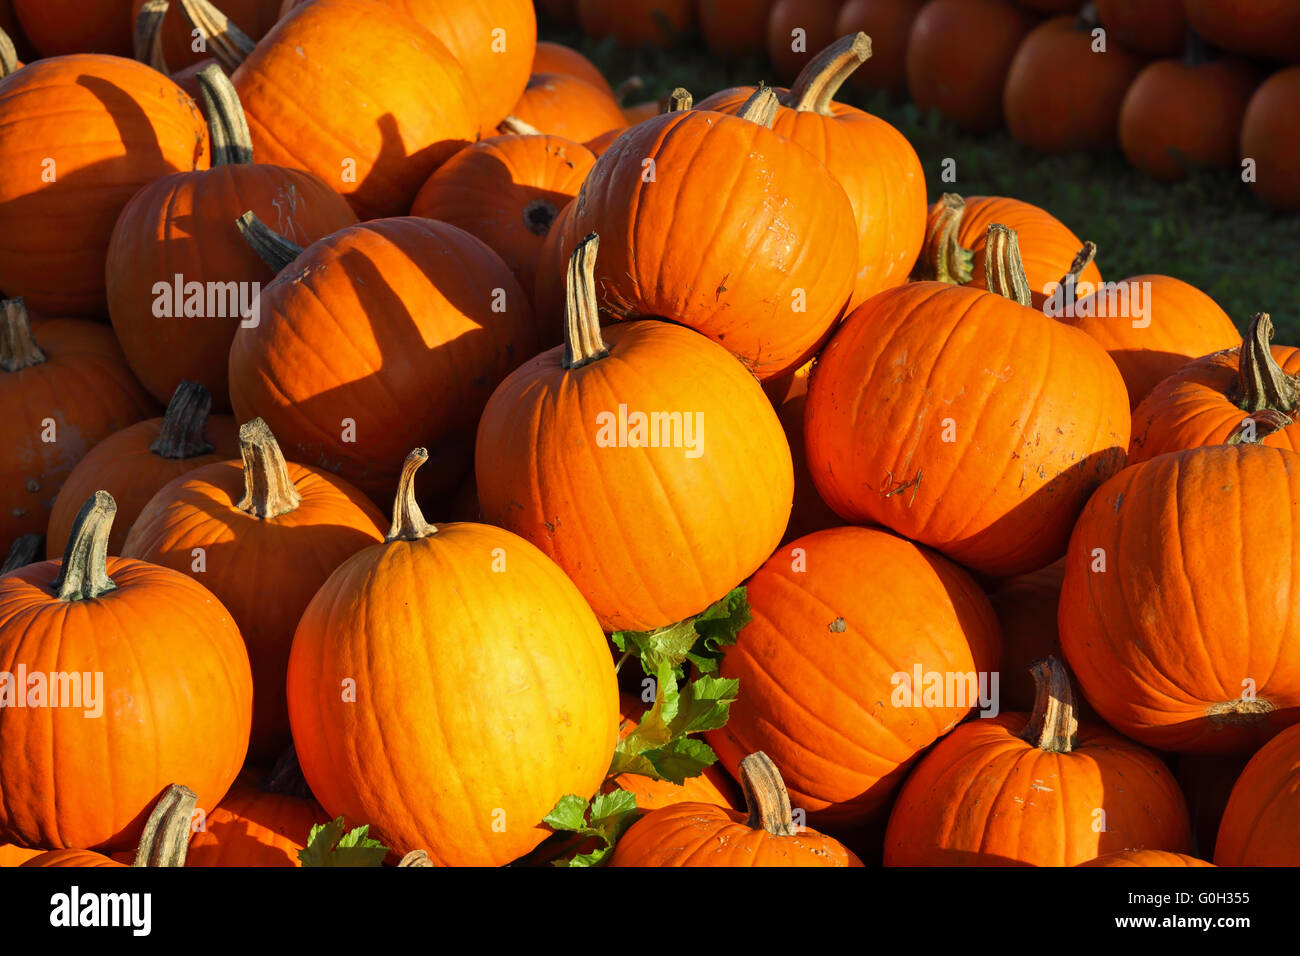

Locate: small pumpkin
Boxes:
[766,0,841,80]
[1183,0,1300,63]
[508,72,628,145]
[835,0,927,100]
[764,360,840,544]
[1215,723,1300,865]
[12,0,134,57]
[699,0,774,60]
[1094,0,1188,55]
[531,40,614,98]
[19,784,197,868]
[1079,850,1214,867]
[576,0,693,48]
[1240,65,1300,213]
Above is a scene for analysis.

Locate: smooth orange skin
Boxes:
[287,522,620,867]
[805,281,1130,577]
[228,218,538,510]
[531,41,614,98]
[1079,849,1214,867]
[1240,66,1300,213]
[510,73,627,145]
[186,781,329,866]
[766,0,841,81]
[885,713,1193,866]
[46,413,240,560]
[1060,445,1300,754]
[1,318,159,548]
[232,0,480,220]
[610,802,863,867]
[765,362,839,545]
[585,127,623,157]
[1120,58,1260,181]
[695,85,926,309]
[836,0,927,99]
[699,0,774,59]
[107,163,359,410]
[620,100,660,125]
[576,0,693,48]
[0,55,209,316]
[131,0,282,71]
[13,0,132,57]
[540,110,858,381]
[0,557,252,851]
[1184,0,1300,63]
[476,320,793,633]
[1216,723,1300,865]
[989,561,1083,717]
[20,848,126,867]
[1060,274,1239,411]
[1129,342,1300,464]
[707,527,1001,828]
[906,0,1036,133]
[0,843,43,866]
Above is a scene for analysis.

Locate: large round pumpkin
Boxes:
[1094,0,1187,55]
[12,0,133,57]
[531,40,614,97]
[1183,0,1300,63]
[506,73,627,149]
[1240,65,1300,213]
[763,360,840,545]
[19,783,197,868]
[1176,751,1250,859]
[835,0,926,100]
[1214,723,1300,865]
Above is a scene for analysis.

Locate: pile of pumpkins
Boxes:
[0,0,1297,869]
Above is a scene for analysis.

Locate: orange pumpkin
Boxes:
[531,40,614,98]
[1184,0,1300,63]
[576,0,693,47]
[699,0,774,59]
[1215,723,1300,865]
[509,72,627,145]
[1240,65,1300,213]
[1094,0,1187,56]
[12,0,134,57]
[1080,850,1214,867]
[20,784,197,867]
[764,361,840,545]
[0,843,41,866]
[766,0,841,80]
[835,0,926,99]
[1176,751,1251,860]
[186,759,329,866]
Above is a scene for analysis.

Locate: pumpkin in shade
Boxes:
[906,0,1037,133]
[1,535,43,574]
[1184,0,1300,63]
[763,361,840,545]
[1060,442,1300,754]
[1215,723,1300,865]
[537,0,576,25]
[286,449,619,866]
[1129,313,1300,463]
[0,299,158,547]
[476,235,793,634]
[807,226,1130,577]
[576,0,692,48]
[0,492,252,851]
[47,382,239,559]
[835,0,926,100]
[706,526,1000,828]
[539,89,858,381]
[610,752,864,867]
[885,657,1193,866]
[12,0,133,57]
[20,784,197,868]
[0,5,30,61]
[700,0,774,59]
[508,73,627,145]
[0,54,209,316]
[132,0,281,72]
[531,41,614,98]
[1080,850,1214,867]
[1240,66,1300,213]
[696,34,927,309]
[1176,752,1250,860]
[1013,0,1078,10]
[107,66,358,410]
[1094,0,1187,55]
[0,22,23,75]
[766,0,841,81]
[227,216,537,510]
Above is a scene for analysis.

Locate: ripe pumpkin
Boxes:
[700,0,774,59]
[1176,751,1251,859]
[885,657,1193,866]
[576,0,693,48]
[1094,0,1187,56]
[1079,850,1214,867]
[764,361,840,544]
[1004,14,1147,153]
[185,759,329,866]
[0,843,41,866]
[0,54,209,317]
[228,216,537,510]
[766,0,842,81]
[286,448,620,866]
[47,382,239,559]
[807,225,1130,577]
[508,73,627,145]
[19,784,197,868]
[539,89,858,381]
[107,65,358,409]
[696,33,927,309]
[906,0,1037,132]
[0,491,252,850]
[12,0,134,57]
[1215,723,1300,865]
[609,752,864,867]
[1129,313,1300,463]
[1240,66,1300,213]
[132,0,280,72]
[1183,0,1300,63]
[1060,442,1300,753]
[706,526,1000,828]
[0,299,158,548]
[531,40,614,98]
[835,0,926,100]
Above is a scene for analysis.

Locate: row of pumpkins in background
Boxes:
[0,0,1298,867]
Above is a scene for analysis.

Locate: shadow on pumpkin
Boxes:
[338,112,473,221]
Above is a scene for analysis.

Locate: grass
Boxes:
[541,25,1300,341]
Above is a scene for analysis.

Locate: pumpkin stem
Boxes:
[388,448,438,542]
[736,85,779,128]
[196,64,254,166]
[133,0,170,72]
[789,32,872,114]
[614,75,645,104]
[983,224,1033,308]
[150,381,216,459]
[51,491,118,602]
[266,745,314,799]
[236,418,301,519]
[398,849,434,867]
[179,0,254,73]
[739,752,799,836]
[236,210,303,273]
[133,784,197,867]
[914,193,974,285]
[2,534,44,574]
[1052,241,1096,307]
[0,298,46,372]
[498,115,542,136]
[562,233,610,369]
[1020,656,1078,753]
[0,25,18,77]
[1234,313,1298,414]
[665,87,693,112]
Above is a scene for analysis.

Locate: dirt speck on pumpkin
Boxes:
[828,617,846,633]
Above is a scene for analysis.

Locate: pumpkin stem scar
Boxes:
[179,0,255,73]
[1233,313,1298,415]
[387,448,438,541]
[133,783,198,867]
[236,209,304,273]
[562,233,611,369]
[0,298,47,372]
[151,381,217,459]
[1206,698,1274,725]
[789,32,871,115]
[1020,656,1078,753]
[236,417,303,519]
[740,752,800,836]
[52,491,119,602]
[197,63,255,166]
[913,193,973,284]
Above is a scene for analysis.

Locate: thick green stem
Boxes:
[150,381,216,459]
[236,418,301,519]
[388,448,437,542]
[788,32,871,114]
[52,492,118,602]
[561,233,609,370]
[1020,656,1078,753]
[739,752,799,836]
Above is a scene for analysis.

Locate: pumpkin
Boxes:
[228,215,536,510]
[1215,723,1300,865]
[20,784,197,867]
[476,235,793,633]
[0,299,158,548]
[1004,13,1147,153]
[132,0,280,72]
[609,752,864,866]
[576,0,693,48]
[508,72,628,145]
[807,226,1130,577]
[1057,274,1240,411]
[0,491,251,850]
[1094,0,1187,56]
[1129,313,1300,463]
[107,66,358,410]
[766,0,842,81]
[12,0,134,57]
[531,40,614,98]
[885,657,1193,866]
[1240,65,1300,213]
[696,34,927,309]
[286,448,619,866]
[1176,752,1250,859]
[765,361,840,544]
[538,89,858,381]
[47,382,240,559]
[1012,0,1078,10]
[700,0,774,59]
[0,54,209,317]
[0,843,42,866]
[1183,0,1300,63]
[1079,850,1214,867]
[906,0,1037,133]
[706,525,1000,828]
[835,0,926,100]
[1060,442,1300,753]
[231,0,479,220]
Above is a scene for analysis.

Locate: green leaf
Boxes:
[646,736,719,785]
[541,791,640,867]
[542,793,590,833]
[609,665,739,784]
[610,586,750,679]
[298,816,391,867]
